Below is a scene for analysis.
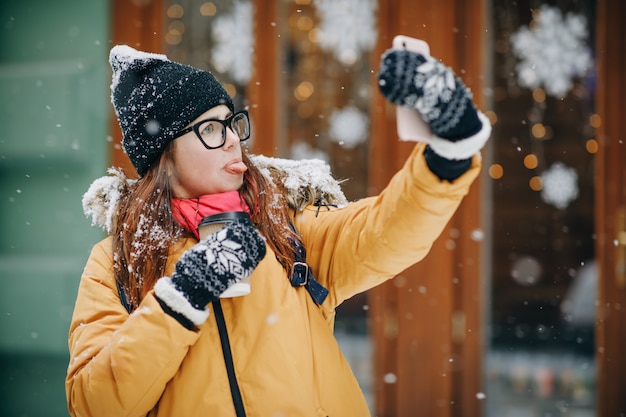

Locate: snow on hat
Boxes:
[109,45,234,176]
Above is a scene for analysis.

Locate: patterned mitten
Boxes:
[154,217,266,325]
[378,49,491,162]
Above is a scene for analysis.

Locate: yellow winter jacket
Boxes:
[66,144,481,417]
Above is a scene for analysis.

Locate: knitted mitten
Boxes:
[377,49,491,163]
[154,217,266,326]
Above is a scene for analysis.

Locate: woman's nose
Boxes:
[223,126,240,149]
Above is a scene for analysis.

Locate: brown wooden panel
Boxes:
[595,0,626,415]
[248,0,280,157]
[369,0,487,416]
[451,3,486,416]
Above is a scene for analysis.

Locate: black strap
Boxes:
[117,285,246,415]
[213,300,246,417]
[289,230,329,305]
[116,280,133,313]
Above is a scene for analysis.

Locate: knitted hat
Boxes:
[109,45,234,176]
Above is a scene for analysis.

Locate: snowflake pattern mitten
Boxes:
[154,217,266,325]
[378,49,491,162]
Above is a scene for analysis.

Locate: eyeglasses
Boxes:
[174,110,251,150]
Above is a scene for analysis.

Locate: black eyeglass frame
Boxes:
[173,110,251,150]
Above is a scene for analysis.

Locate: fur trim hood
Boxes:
[82,155,348,234]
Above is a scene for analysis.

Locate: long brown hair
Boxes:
[112,145,300,311]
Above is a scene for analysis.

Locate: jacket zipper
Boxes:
[213,300,246,417]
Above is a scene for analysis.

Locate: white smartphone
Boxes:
[391,35,432,142]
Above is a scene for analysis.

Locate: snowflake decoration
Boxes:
[328,106,369,148]
[540,162,579,209]
[313,0,377,66]
[290,141,329,162]
[510,5,593,98]
[211,1,254,84]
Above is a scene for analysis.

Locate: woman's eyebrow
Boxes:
[205,111,233,121]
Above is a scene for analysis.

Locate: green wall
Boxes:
[0,0,110,415]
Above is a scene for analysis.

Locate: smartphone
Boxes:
[391,35,432,142]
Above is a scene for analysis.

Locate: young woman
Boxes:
[66,44,490,416]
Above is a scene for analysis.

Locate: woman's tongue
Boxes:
[225,160,247,174]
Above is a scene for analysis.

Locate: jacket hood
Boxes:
[82,155,348,234]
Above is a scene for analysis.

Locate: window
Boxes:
[487,2,597,415]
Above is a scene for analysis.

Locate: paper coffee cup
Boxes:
[198,211,252,298]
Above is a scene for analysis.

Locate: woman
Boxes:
[66,44,490,416]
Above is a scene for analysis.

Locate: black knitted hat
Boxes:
[109,45,234,176]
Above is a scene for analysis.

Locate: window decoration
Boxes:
[313,0,377,66]
[510,4,593,98]
[540,161,579,209]
[210,1,254,84]
[328,106,369,149]
[291,141,330,162]
[507,4,594,210]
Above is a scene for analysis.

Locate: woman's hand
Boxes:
[155,216,266,325]
[377,48,491,179]
[378,49,483,141]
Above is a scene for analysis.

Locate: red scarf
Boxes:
[172,190,250,239]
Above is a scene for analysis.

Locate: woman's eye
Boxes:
[201,123,215,135]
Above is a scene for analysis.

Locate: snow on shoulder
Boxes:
[82,156,348,233]
[250,155,348,211]
[82,167,134,234]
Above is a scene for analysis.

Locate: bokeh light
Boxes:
[489,163,504,179]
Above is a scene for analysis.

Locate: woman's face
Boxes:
[170,104,247,198]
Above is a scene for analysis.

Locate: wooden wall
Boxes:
[595,0,626,415]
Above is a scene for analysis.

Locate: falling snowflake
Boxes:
[510,5,593,98]
[211,1,254,84]
[540,162,579,209]
[313,0,377,66]
[328,106,368,148]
